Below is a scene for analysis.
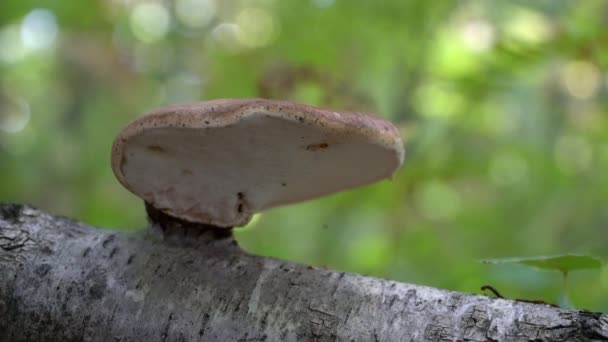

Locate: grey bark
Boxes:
[0,203,606,342]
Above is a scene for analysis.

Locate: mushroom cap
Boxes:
[111,99,404,227]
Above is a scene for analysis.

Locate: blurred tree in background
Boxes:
[1,0,608,311]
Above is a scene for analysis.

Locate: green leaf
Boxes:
[481,254,603,273]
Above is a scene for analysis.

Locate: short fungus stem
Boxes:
[145,201,233,240]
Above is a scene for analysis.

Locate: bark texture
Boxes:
[0,203,607,341]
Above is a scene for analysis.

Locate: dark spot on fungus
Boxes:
[237,204,243,213]
[281,182,287,187]
[147,145,166,153]
[305,143,329,151]
[181,169,193,175]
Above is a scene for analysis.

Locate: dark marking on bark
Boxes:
[126,254,135,265]
[88,282,105,300]
[260,312,269,330]
[161,312,174,342]
[154,264,162,275]
[40,245,53,255]
[0,204,23,223]
[344,307,353,323]
[234,298,243,312]
[389,295,398,308]
[107,304,119,331]
[80,314,91,341]
[34,263,51,277]
[82,247,90,257]
[109,247,118,259]
[102,235,115,248]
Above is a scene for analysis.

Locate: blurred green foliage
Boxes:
[483,254,603,274]
[1,0,608,311]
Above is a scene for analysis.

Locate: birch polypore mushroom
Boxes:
[111,99,404,228]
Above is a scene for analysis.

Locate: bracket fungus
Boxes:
[111,99,404,229]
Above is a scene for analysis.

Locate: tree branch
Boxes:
[0,203,606,341]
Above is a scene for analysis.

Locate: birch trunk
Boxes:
[1,203,607,341]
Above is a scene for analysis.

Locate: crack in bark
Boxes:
[161,312,174,342]
[0,227,33,252]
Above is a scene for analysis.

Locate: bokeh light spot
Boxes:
[0,25,27,63]
[212,23,243,53]
[504,8,552,45]
[461,18,494,53]
[415,82,464,118]
[175,0,216,28]
[21,9,58,51]
[235,8,278,48]
[560,61,601,100]
[0,94,31,133]
[130,2,170,43]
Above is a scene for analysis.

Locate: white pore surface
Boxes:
[121,113,399,227]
